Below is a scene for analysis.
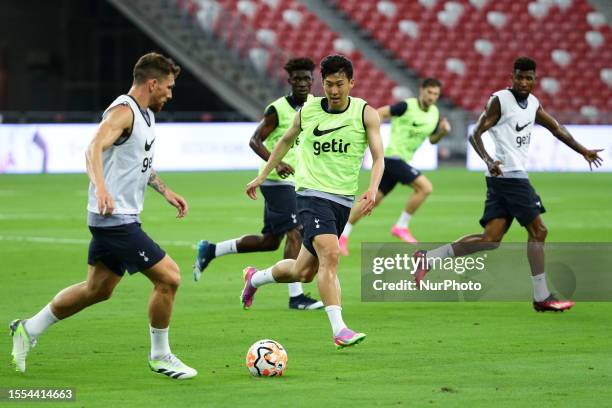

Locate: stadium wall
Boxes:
[0,123,437,174]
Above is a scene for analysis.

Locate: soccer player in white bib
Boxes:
[10,53,197,379]
[414,57,603,312]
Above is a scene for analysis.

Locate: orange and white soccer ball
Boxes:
[245,339,288,377]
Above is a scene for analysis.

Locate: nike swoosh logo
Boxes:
[412,121,426,127]
[515,122,531,132]
[313,124,348,137]
[144,138,155,151]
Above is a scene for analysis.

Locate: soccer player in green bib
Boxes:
[193,58,322,310]
[243,55,385,348]
[338,78,451,254]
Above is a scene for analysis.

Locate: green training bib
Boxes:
[385,98,439,163]
[296,97,368,196]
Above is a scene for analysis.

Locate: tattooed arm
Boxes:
[148,170,188,218]
[148,170,168,195]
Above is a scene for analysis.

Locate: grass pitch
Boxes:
[1,169,611,407]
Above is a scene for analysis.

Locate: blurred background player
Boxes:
[242,55,385,348]
[414,57,604,312]
[193,58,323,310]
[339,78,451,255]
[10,53,197,379]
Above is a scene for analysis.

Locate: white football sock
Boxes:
[325,305,347,336]
[341,222,353,238]
[251,267,276,288]
[24,304,58,340]
[288,282,303,297]
[395,211,412,228]
[215,239,237,257]
[150,325,171,359]
[532,273,551,302]
[426,244,455,269]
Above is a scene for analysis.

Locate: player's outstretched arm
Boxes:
[360,105,385,216]
[429,117,452,144]
[85,105,133,215]
[535,106,604,170]
[148,170,188,218]
[469,96,503,176]
[246,111,301,199]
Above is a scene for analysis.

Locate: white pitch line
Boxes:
[0,235,195,248]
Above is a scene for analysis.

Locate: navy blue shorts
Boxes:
[379,157,422,195]
[87,222,166,276]
[480,177,546,229]
[260,184,300,236]
[297,195,350,257]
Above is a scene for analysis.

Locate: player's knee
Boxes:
[158,275,180,293]
[421,181,433,196]
[298,270,315,283]
[91,284,114,303]
[414,177,432,196]
[167,267,181,291]
[319,247,340,266]
[530,224,548,241]
[157,262,181,291]
[540,225,548,241]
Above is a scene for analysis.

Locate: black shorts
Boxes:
[260,184,300,235]
[480,177,546,229]
[297,195,350,257]
[88,222,166,276]
[379,157,422,195]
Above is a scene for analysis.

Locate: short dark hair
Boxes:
[513,56,536,72]
[421,77,441,88]
[133,52,181,84]
[284,57,315,74]
[320,55,353,80]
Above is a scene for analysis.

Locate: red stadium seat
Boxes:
[329,0,610,120]
[188,0,398,106]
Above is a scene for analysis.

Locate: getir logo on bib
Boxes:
[313,139,350,155]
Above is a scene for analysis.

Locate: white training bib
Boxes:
[87,95,156,215]
[488,89,539,172]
